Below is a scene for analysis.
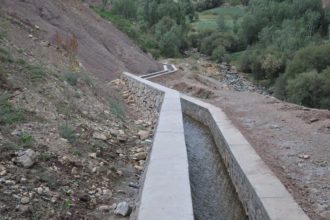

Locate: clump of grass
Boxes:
[37,170,59,189]
[25,64,44,81]
[0,93,25,125]
[2,142,21,151]
[38,152,54,162]
[0,31,6,41]
[0,48,14,63]
[59,123,77,144]
[18,132,34,147]
[107,96,125,119]
[16,58,27,65]
[63,72,79,86]
[92,139,108,150]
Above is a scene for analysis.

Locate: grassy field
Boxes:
[191,6,245,31]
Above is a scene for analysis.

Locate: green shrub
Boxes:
[18,132,33,147]
[211,45,226,63]
[107,96,124,119]
[64,72,79,86]
[37,170,59,189]
[282,68,330,109]
[38,153,54,162]
[0,93,25,125]
[0,31,6,40]
[0,48,14,63]
[286,43,330,78]
[59,123,76,144]
[25,64,44,81]
[286,71,324,108]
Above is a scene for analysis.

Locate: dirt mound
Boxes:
[1,0,161,80]
[173,82,216,99]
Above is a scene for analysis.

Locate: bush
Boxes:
[111,0,137,20]
[107,96,125,119]
[18,132,34,147]
[211,46,226,63]
[286,43,330,78]
[25,64,44,81]
[0,48,14,63]
[286,71,324,108]
[59,123,77,144]
[0,93,25,125]
[64,72,79,86]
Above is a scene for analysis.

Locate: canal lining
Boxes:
[184,115,247,220]
[122,71,310,220]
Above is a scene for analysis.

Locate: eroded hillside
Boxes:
[1,0,161,80]
[0,1,157,219]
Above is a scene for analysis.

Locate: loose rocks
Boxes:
[114,201,131,217]
[17,149,36,168]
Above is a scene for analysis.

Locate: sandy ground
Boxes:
[152,57,330,220]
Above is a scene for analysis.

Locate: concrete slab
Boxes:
[156,110,185,133]
[149,132,187,160]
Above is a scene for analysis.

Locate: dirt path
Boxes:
[152,57,330,220]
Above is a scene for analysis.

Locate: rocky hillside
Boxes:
[1,0,161,80]
[0,1,157,219]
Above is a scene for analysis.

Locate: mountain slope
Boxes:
[1,0,161,80]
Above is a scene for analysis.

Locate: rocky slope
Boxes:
[0,2,158,219]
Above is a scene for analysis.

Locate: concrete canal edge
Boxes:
[122,72,194,220]
[122,72,310,220]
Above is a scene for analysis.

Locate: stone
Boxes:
[98,205,111,212]
[18,205,30,213]
[138,130,150,140]
[299,154,310,159]
[133,152,147,161]
[17,149,36,168]
[134,165,144,171]
[320,211,330,219]
[0,170,7,176]
[117,134,127,142]
[71,167,78,175]
[89,153,97,159]
[20,197,30,204]
[92,132,107,141]
[310,118,319,123]
[114,201,131,217]
[36,187,43,195]
[102,189,112,199]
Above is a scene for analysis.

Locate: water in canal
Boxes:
[183,115,248,220]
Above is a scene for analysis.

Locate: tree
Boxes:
[102,0,109,10]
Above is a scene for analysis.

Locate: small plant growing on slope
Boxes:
[63,72,79,86]
[59,122,77,144]
[65,33,79,72]
[0,93,25,125]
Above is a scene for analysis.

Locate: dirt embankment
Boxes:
[1,0,161,81]
[0,1,158,219]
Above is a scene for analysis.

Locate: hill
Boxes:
[1,0,161,81]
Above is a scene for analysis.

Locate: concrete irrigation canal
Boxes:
[184,115,247,220]
[122,72,310,220]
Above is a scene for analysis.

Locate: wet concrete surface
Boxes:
[183,115,248,220]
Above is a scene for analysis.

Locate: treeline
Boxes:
[95,0,197,58]
[191,0,330,109]
[238,0,330,109]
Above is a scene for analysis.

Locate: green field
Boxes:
[191,6,245,31]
